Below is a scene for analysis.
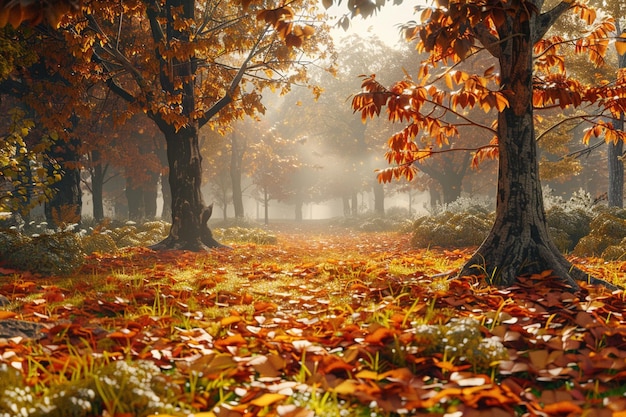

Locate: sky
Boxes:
[326,1,424,47]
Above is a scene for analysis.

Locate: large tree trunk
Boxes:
[45,138,82,228]
[125,176,143,222]
[457,9,617,290]
[150,126,224,250]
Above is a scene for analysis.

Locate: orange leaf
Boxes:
[542,401,583,414]
[215,333,247,348]
[0,311,17,320]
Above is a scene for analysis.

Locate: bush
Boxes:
[546,207,592,252]
[573,207,626,259]
[411,210,493,248]
[2,231,84,276]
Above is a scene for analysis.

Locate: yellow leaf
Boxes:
[332,379,359,394]
[220,315,241,326]
[250,393,286,407]
[355,370,381,380]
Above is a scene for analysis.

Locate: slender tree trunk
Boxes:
[373,180,384,216]
[351,192,358,216]
[608,41,625,208]
[342,195,351,217]
[608,119,624,208]
[458,10,616,290]
[88,150,106,221]
[264,187,269,225]
[91,162,105,221]
[231,134,245,219]
[295,198,303,221]
[143,171,159,219]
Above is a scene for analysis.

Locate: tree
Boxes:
[609,24,625,207]
[47,0,332,250]
[0,24,90,228]
[348,0,626,289]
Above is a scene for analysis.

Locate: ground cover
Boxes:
[0,226,625,417]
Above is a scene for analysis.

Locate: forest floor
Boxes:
[1,226,626,417]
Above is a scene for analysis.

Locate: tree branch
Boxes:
[532,1,571,44]
[197,26,270,127]
[473,24,502,58]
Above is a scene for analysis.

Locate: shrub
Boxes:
[411,210,493,248]
[546,207,592,252]
[573,207,626,259]
[81,233,117,255]
[3,231,84,275]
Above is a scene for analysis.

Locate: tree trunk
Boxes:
[608,121,624,208]
[295,198,303,221]
[373,180,385,216]
[231,134,245,219]
[264,187,269,225]
[342,195,351,217]
[143,171,159,220]
[126,176,143,221]
[429,187,441,210]
[351,192,358,216]
[45,139,82,228]
[150,126,224,250]
[457,11,617,290]
[608,26,625,208]
[155,147,171,220]
[91,162,105,222]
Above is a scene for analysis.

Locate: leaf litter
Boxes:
[0,227,625,416]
